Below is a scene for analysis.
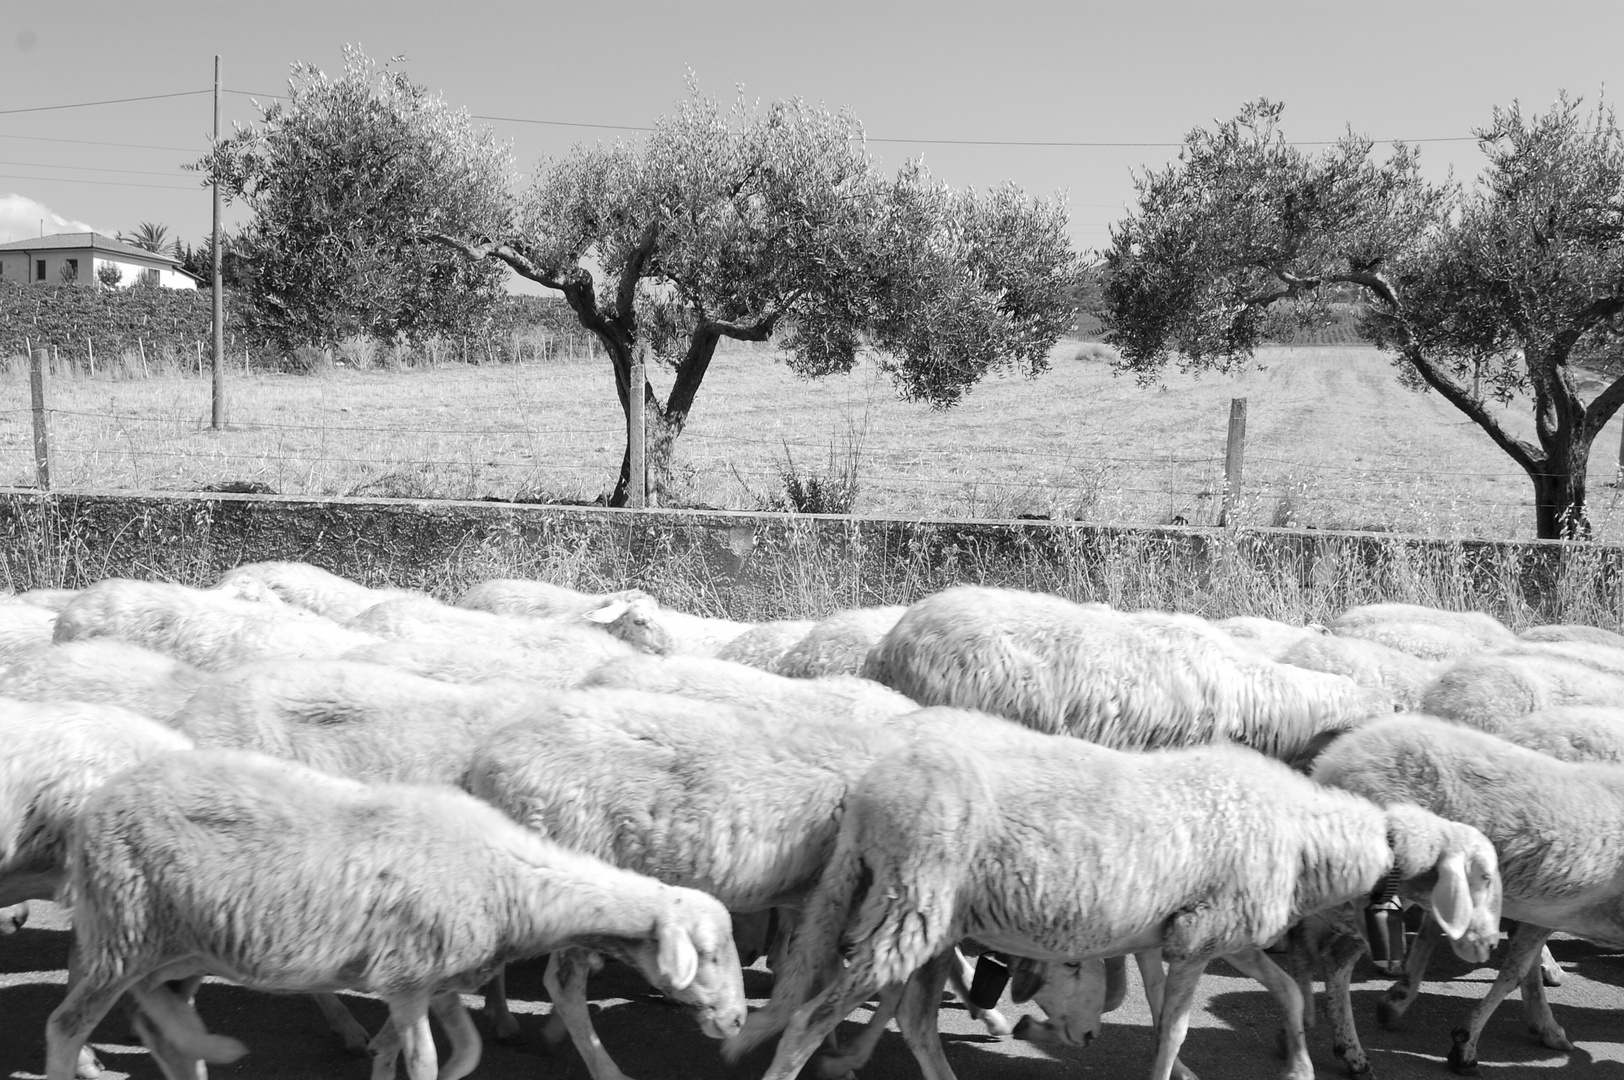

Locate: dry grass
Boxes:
[1,341,1620,540]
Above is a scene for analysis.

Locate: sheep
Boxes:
[0,600,60,657]
[1310,715,1624,1074]
[579,654,919,728]
[168,659,548,786]
[0,698,194,1079]
[454,577,653,619]
[862,586,1394,763]
[773,606,908,678]
[1215,615,1329,660]
[712,619,818,670]
[45,748,745,1080]
[1276,632,1442,711]
[53,578,377,671]
[0,640,205,724]
[1517,623,1624,648]
[1328,602,1516,660]
[213,560,420,622]
[1492,637,1624,677]
[1496,706,1624,763]
[13,588,80,613]
[464,688,1067,1066]
[1418,652,1624,733]
[348,594,674,657]
[343,635,632,687]
[729,708,1501,1080]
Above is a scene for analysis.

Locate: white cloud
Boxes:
[0,194,99,245]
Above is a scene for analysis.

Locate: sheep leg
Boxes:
[1514,933,1571,1051]
[310,991,372,1056]
[386,994,439,1080]
[1148,958,1206,1080]
[543,947,635,1080]
[1225,947,1313,1080]
[945,946,1014,1037]
[1447,921,1556,1074]
[1378,914,1442,1028]
[478,966,525,1044]
[893,952,964,1080]
[761,967,883,1080]
[808,984,903,1080]
[45,962,144,1080]
[126,979,248,1080]
[429,990,483,1080]
[1136,950,1200,1080]
[0,900,27,933]
[1316,923,1376,1076]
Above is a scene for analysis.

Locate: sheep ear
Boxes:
[1431,851,1473,940]
[1103,955,1129,1014]
[1008,957,1040,1005]
[583,601,629,625]
[656,918,699,991]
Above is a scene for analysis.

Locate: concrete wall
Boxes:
[0,489,1615,624]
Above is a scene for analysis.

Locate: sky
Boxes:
[2,1,1621,294]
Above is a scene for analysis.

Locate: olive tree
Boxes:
[435,83,1080,505]
[1104,97,1624,539]
[197,47,514,350]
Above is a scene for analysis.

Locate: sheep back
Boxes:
[774,607,908,679]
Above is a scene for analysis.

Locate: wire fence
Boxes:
[4,346,1624,541]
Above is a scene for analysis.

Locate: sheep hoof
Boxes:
[1375,997,1405,1029]
[492,1020,526,1046]
[1170,1062,1202,1080]
[1446,1029,1479,1075]
[1531,1025,1574,1052]
[0,903,27,935]
[1541,962,1564,988]
[1334,1044,1373,1078]
[74,1045,102,1079]
[809,1054,860,1080]
[540,1013,569,1052]
[976,1008,1015,1039]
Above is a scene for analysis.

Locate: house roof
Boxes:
[0,232,182,266]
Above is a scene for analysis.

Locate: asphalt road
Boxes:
[3,900,1621,1080]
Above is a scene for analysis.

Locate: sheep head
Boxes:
[582,599,676,656]
[624,889,746,1040]
[1007,954,1122,1047]
[1385,803,1503,964]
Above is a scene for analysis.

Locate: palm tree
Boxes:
[119,221,173,255]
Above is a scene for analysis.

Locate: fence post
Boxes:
[86,336,94,377]
[627,344,647,509]
[29,348,51,490]
[1219,397,1247,528]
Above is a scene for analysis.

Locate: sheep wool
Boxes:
[711,620,817,670]
[864,585,1393,761]
[773,606,908,678]
[0,640,205,725]
[1419,653,1624,732]
[455,578,653,619]
[214,561,419,623]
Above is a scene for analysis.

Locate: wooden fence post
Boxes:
[1219,397,1247,528]
[628,344,647,509]
[86,336,94,377]
[29,348,51,490]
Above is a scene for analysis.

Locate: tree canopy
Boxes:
[195,46,514,349]
[1104,96,1624,539]
[436,79,1081,504]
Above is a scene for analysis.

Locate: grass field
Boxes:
[2,340,1621,542]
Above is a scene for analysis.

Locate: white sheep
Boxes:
[348,593,674,657]
[1492,637,1624,677]
[712,619,817,670]
[773,606,908,678]
[0,698,194,1079]
[1418,652,1624,732]
[862,586,1395,763]
[13,588,80,613]
[1328,602,1516,660]
[1311,715,1624,1074]
[0,640,205,724]
[454,577,653,619]
[343,635,631,687]
[1518,623,1624,648]
[579,653,919,728]
[45,748,745,1080]
[1276,632,1442,711]
[1496,706,1624,763]
[729,708,1501,1080]
[1215,615,1329,659]
[0,600,60,658]
[213,560,420,622]
[53,578,377,671]
[168,659,546,786]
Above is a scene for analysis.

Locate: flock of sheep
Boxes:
[1,561,1622,1080]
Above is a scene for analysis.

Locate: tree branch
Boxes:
[613,221,661,330]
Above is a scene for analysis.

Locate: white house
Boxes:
[0,233,200,290]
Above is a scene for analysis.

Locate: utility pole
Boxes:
[211,54,226,430]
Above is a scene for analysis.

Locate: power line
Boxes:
[0,159,193,179]
[0,90,211,117]
[0,132,203,153]
[0,173,198,191]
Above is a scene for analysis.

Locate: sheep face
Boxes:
[584,599,676,657]
[1388,808,1503,965]
[1007,955,1119,1048]
[624,894,746,1040]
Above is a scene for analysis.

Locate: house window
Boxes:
[36,260,46,281]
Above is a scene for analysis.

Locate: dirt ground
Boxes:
[4,900,1623,1080]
